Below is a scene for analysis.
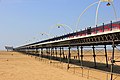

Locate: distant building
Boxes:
[5,46,14,51]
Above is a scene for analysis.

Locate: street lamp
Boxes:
[106,2,111,6]
[56,24,73,33]
[95,0,117,26]
[76,0,117,31]
[28,37,38,43]
[49,24,73,36]
[40,32,53,38]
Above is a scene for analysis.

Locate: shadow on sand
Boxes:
[24,52,120,74]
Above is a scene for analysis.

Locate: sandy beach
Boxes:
[0,51,89,80]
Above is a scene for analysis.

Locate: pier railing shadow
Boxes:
[23,52,120,74]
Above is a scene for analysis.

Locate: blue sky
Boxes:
[0,0,120,50]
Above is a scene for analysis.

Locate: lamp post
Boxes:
[56,24,73,33]
[49,24,73,36]
[25,33,51,44]
[95,0,117,26]
[76,0,117,31]
[29,37,39,42]
[40,32,53,39]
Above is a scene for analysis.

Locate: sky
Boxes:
[0,0,120,50]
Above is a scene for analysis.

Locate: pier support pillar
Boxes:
[77,46,80,63]
[81,46,83,66]
[104,45,108,67]
[110,41,115,80]
[60,47,62,62]
[62,47,65,59]
[93,45,96,68]
[55,47,57,58]
[67,46,71,70]
[41,48,43,58]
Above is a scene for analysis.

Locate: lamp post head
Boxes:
[100,0,113,6]
[58,26,60,28]
[56,24,63,28]
[106,2,111,6]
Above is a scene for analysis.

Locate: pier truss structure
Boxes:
[14,21,120,80]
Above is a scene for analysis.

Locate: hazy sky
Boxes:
[0,0,120,50]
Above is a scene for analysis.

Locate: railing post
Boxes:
[103,23,104,32]
[96,25,97,33]
[111,21,113,31]
[119,23,120,29]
